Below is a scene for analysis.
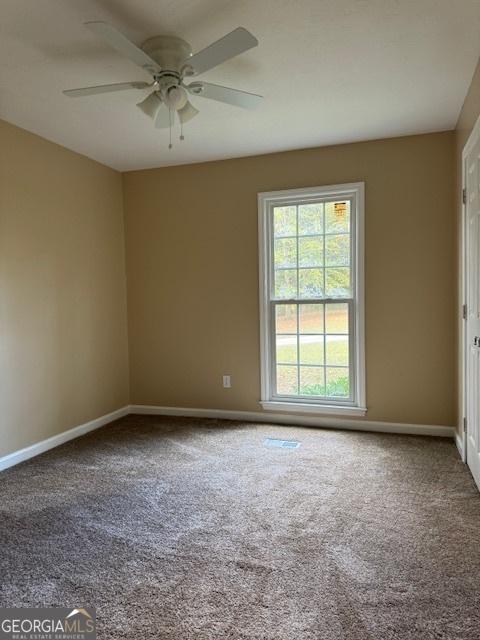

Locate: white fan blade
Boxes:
[186,82,262,109]
[155,106,174,129]
[177,100,199,124]
[137,92,162,119]
[63,81,150,97]
[184,27,258,76]
[85,21,160,74]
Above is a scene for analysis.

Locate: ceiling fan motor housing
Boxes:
[141,35,192,74]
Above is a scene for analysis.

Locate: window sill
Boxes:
[260,401,367,417]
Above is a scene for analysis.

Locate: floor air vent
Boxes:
[264,438,300,449]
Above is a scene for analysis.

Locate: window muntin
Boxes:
[259,184,365,412]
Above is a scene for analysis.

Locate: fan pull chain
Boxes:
[168,109,173,149]
[180,118,184,141]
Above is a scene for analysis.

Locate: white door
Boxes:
[465,131,480,490]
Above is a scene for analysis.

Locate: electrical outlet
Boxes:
[222,375,231,388]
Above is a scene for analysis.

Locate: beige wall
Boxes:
[455,56,480,433]
[0,119,458,459]
[0,119,129,457]
[123,132,455,427]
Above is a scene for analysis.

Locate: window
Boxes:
[258,182,366,415]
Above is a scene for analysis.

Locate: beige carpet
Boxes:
[1,415,480,639]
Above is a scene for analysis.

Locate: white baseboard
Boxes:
[455,430,466,462]
[0,406,130,472]
[0,403,457,473]
[130,404,456,438]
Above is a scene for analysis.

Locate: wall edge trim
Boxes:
[0,406,130,472]
[130,404,455,437]
[455,429,466,461]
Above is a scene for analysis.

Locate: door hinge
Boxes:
[463,304,467,320]
[463,188,467,205]
[463,417,467,432]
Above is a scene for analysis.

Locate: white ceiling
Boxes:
[1,0,479,171]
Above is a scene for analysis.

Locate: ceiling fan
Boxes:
[63,22,263,146]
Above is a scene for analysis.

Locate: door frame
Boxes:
[460,113,480,464]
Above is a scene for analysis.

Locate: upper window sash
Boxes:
[267,195,355,303]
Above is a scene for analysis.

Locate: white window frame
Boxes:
[258,182,366,416]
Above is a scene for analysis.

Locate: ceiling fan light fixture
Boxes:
[177,100,199,124]
[136,92,162,119]
[164,86,188,110]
